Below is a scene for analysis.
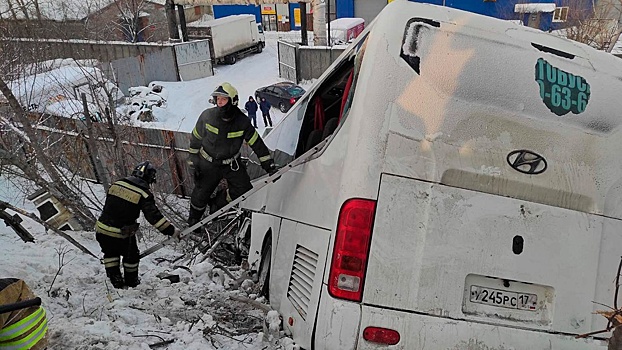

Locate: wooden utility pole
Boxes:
[177,4,189,41]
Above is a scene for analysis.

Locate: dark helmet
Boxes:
[131,161,157,184]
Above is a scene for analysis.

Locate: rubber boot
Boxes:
[106,268,125,289]
[125,271,140,288]
[188,207,205,234]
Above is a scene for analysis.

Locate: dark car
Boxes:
[255,82,306,113]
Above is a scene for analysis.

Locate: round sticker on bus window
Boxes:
[535,58,590,116]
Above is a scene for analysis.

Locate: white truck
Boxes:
[191,15,264,65]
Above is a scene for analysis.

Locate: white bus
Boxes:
[243,1,622,348]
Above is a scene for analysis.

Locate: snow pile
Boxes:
[0,32,319,350]
[0,177,301,349]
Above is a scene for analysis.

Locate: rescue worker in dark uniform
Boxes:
[95,161,179,289]
[187,82,277,229]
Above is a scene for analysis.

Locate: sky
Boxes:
[0,33,304,350]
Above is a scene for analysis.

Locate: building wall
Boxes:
[335,0,589,31]
[87,2,170,42]
[0,2,211,43]
[0,19,88,40]
[213,5,262,24]
[212,3,317,31]
[288,2,312,30]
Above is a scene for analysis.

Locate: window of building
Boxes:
[38,201,59,221]
[553,7,569,22]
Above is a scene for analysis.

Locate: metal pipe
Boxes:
[327,0,331,46]
[0,298,41,314]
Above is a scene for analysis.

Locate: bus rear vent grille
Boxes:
[287,244,319,320]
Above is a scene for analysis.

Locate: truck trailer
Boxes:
[189,15,264,65]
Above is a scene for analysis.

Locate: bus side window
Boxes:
[297,62,355,155]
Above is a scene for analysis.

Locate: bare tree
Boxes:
[562,0,622,51]
[114,0,152,43]
[0,0,190,237]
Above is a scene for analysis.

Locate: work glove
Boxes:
[261,159,279,176]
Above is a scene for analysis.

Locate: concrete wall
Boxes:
[298,46,345,82]
[278,40,346,83]
[213,4,262,23]
[5,38,175,64]
[5,38,213,95]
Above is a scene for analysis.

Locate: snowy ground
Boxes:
[0,33,309,350]
[0,176,286,350]
[133,33,312,136]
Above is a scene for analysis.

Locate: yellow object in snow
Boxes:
[0,279,48,350]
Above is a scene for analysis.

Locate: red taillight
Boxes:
[328,198,376,302]
[290,97,296,105]
[363,326,400,345]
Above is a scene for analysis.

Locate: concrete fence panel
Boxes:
[277,40,345,83]
[278,41,298,83]
[174,40,214,81]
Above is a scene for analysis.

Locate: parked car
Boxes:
[255,82,305,113]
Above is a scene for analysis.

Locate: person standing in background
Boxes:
[259,97,273,127]
[244,96,258,128]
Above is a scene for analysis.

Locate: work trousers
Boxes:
[248,113,258,128]
[96,232,139,278]
[262,113,272,127]
[189,158,252,218]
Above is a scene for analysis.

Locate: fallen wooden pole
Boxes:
[0,200,98,259]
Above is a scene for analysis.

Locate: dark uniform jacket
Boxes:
[244,100,258,115]
[189,106,272,164]
[259,100,271,114]
[95,176,174,238]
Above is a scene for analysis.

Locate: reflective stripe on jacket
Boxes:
[95,176,175,237]
[189,106,271,163]
[0,279,47,350]
[0,307,48,350]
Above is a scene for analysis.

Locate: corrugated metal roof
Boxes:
[0,0,115,21]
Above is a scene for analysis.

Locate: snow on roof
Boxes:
[329,17,364,30]
[200,14,256,26]
[0,0,114,21]
[514,3,556,13]
[187,14,216,27]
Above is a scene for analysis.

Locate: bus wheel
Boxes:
[258,240,271,299]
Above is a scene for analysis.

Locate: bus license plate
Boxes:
[470,285,537,311]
